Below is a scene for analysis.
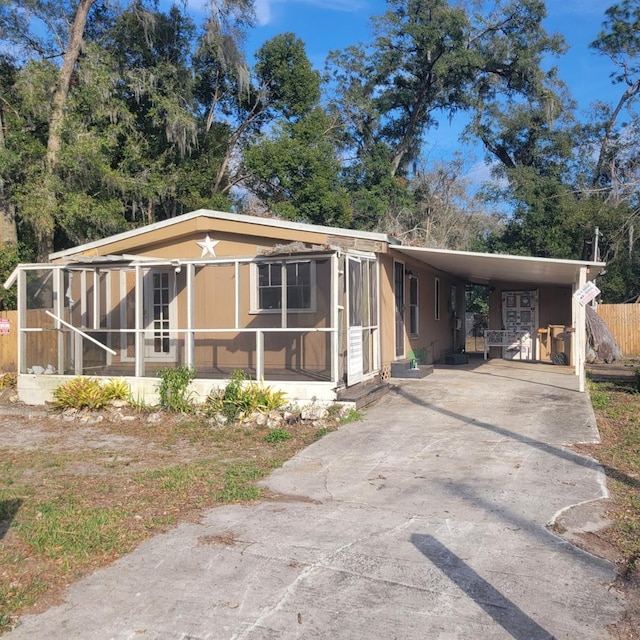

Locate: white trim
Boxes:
[104,271,113,365]
[234,261,240,330]
[186,263,195,367]
[576,267,588,392]
[394,244,605,268]
[119,270,134,363]
[250,260,317,314]
[393,260,405,360]
[134,265,143,377]
[346,255,364,386]
[409,274,419,337]
[55,268,64,375]
[393,245,605,287]
[331,254,340,385]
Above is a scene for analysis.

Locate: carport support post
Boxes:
[573,266,587,393]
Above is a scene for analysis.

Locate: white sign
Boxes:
[0,318,9,335]
[574,281,600,306]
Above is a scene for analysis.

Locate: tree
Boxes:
[590,0,640,189]
[0,0,257,261]
[0,55,21,249]
[243,107,352,226]
[380,157,502,250]
[197,31,322,200]
[326,0,567,230]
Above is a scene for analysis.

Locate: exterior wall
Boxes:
[179,257,333,374]
[403,255,465,364]
[379,256,396,373]
[380,252,466,366]
[487,282,572,361]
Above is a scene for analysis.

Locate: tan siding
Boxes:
[597,304,640,356]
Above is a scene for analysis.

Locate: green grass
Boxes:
[17,500,130,559]
[588,378,640,577]
[340,408,364,424]
[264,428,292,443]
[589,388,609,409]
[215,461,268,502]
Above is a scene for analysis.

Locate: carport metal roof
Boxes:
[391,246,605,287]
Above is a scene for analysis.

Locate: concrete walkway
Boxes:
[7,360,624,639]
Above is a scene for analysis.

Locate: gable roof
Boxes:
[49,209,391,260]
[4,208,604,291]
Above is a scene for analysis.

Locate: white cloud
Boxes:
[256,0,366,26]
[255,0,272,25]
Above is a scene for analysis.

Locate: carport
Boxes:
[390,246,605,391]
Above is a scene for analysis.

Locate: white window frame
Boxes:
[435,277,441,321]
[250,260,317,314]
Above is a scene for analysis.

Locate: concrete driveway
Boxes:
[7,360,624,639]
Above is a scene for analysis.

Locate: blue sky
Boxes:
[243,0,622,172]
[246,0,618,106]
[185,0,625,177]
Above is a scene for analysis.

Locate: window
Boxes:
[409,275,419,336]
[254,261,315,312]
[435,277,441,320]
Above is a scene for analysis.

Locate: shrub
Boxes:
[157,366,197,413]
[206,370,287,421]
[0,373,17,390]
[102,378,131,402]
[53,377,111,410]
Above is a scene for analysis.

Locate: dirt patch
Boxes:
[0,395,348,632]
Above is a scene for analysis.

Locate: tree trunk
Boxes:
[0,107,18,248]
[39,0,96,261]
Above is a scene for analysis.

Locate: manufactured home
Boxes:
[3,209,604,404]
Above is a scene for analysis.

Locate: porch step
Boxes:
[391,360,434,379]
[337,380,390,410]
[444,353,469,365]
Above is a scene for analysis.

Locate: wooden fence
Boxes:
[0,310,60,373]
[597,304,640,357]
[0,310,18,372]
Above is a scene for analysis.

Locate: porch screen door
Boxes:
[144,269,176,361]
[346,256,363,386]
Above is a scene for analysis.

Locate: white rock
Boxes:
[301,405,327,421]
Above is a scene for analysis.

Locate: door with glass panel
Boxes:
[144,269,176,361]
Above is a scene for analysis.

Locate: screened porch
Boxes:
[9,250,380,399]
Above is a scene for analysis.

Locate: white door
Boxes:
[346,256,363,386]
[502,290,538,361]
[144,269,176,361]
